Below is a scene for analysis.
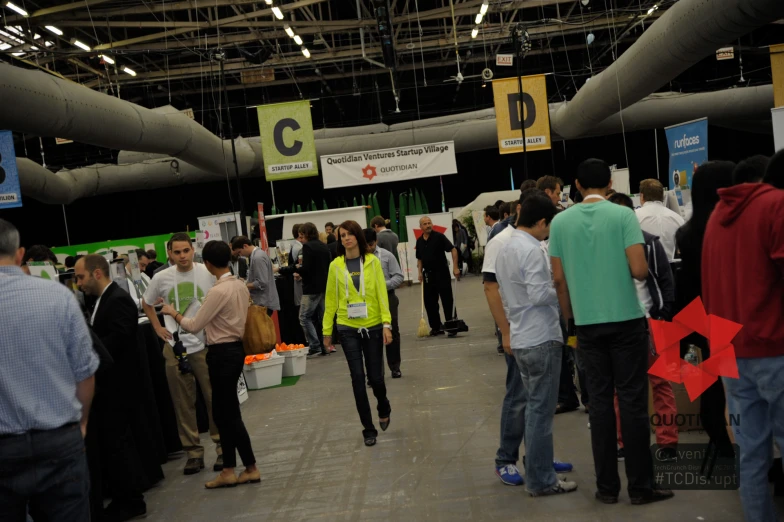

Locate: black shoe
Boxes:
[103,501,147,522]
[364,436,377,447]
[595,491,619,504]
[306,351,321,358]
[656,447,677,463]
[380,415,390,432]
[429,329,445,337]
[555,403,579,415]
[184,457,205,475]
[391,369,402,378]
[213,454,224,472]
[631,489,675,505]
[458,323,469,332]
[319,351,329,356]
[617,448,625,462]
[448,330,458,337]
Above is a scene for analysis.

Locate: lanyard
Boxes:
[342,258,365,301]
[583,195,605,202]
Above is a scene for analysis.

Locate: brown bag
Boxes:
[242,305,276,355]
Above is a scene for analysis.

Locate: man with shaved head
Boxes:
[415,216,462,336]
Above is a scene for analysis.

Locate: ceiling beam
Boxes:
[2,0,112,23]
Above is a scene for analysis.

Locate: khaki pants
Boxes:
[163,343,221,459]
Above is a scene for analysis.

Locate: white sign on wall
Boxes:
[404,212,455,283]
[716,47,734,61]
[773,107,784,152]
[320,141,457,189]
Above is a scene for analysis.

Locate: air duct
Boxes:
[550,0,784,139]
[15,86,774,204]
[0,63,260,176]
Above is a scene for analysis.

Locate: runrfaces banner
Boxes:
[0,130,22,209]
[492,74,551,154]
[257,100,318,181]
[665,118,708,190]
[320,141,457,189]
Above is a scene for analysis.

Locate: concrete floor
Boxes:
[143,276,758,521]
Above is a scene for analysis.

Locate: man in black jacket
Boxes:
[75,254,155,522]
[276,222,332,356]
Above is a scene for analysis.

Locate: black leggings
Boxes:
[206,342,255,468]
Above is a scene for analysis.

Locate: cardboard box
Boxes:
[648,347,703,433]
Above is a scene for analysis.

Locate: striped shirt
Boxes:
[0,265,99,435]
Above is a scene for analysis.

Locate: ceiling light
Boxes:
[5,2,28,17]
[284,24,294,38]
[474,13,483,24]
[72,39,91,51]
[293,34,303,45]
[100,54,114,64]
[5,25,21,35]
[301,46,310,58]
[12,51,23,56]
[123,67,136,76]
[647,5,658,14]
[264,0,272,4]
[33,33,40,39]
[44,40,53,47]
[471,27,479,39]
[0,42,9,50]
[30,45,38,50]
[45,25,63,35]
[271,6,283,19]
[479,2,488,15]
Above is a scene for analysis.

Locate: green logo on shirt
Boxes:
[167,283,205,312]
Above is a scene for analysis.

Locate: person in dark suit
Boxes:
[74,255,150,522]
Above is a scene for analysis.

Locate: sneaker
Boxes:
[587,422,591,429]
[617,448,625,462]
[184,457,204,475]
[329,346,337,353]
[656,447,677,462]
[522,456,573,473]
[495,464,524,486]
[529,479,578,497]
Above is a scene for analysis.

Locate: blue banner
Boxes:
[0,131,22,209]
[665,118,708,190]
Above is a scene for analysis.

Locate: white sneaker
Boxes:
[529,479,578,497]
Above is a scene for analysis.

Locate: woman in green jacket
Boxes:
[323,220,393,447]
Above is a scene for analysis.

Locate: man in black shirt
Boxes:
[416,216,461,336]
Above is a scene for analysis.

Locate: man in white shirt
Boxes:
[141,232,222,476]
[635,179,684,261]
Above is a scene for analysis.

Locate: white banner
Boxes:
[320,141,457,189]
[773,107,784,152]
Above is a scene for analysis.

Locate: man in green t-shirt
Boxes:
[548,159,674,506]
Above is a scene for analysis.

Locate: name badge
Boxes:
[347,302,369,319]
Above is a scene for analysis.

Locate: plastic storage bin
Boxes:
[281,347,308,377]
[243,357,284,390]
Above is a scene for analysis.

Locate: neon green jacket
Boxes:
[323,254,391,336]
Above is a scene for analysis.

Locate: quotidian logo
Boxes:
[361,164,377,181]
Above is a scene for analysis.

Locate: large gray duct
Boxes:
[17,85,774,204]
[550,0,784,138]
[0,63,260,175]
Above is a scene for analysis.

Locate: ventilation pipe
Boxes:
[0,63,260,176]
[15,86,773,204]
[550,0,784,139]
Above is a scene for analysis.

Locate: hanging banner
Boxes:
[665,118,708,190]
[492,74,551,154]
[771,43,784,108]
[773,107,784,152]
[0,131,22,209]
[257,202,269,252]
[257,100,318,181]
[320,141,457,189]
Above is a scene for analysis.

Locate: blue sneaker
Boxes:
[553,460,573,473]
[495,464,525,486]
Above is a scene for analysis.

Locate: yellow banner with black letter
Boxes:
[492,74,551,154]
[257,100,318,181]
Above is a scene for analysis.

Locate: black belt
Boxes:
[0,422,78,440]
[207,340,243,349]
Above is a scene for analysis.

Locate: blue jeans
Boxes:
[724,356,784,522]
[299,293,325,354]
[0,423,90,522]
[496,353,526,467]
[512,340,562,493]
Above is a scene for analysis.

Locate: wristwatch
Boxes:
[383,324,392,330]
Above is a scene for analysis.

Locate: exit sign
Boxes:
[496,54,513,67]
